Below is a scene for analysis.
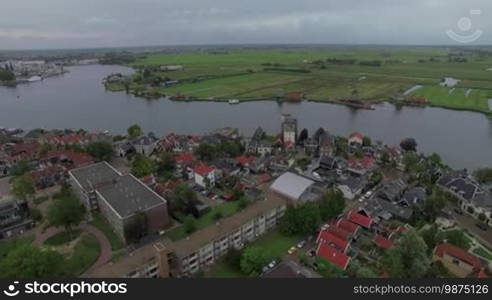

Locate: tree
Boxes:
[474,167,492,184]
[421,224,440,251]
[9,159,32,176]
[183,216,197,234]
[279,203,321,236]
[428,153,442,167]
[0,68,15,82]
[169,184,199,216]
[298,128,308,145]
[47,189,85,234]
[131,154,154,178]
[11,175,35,200]
[362,136,372,147]
[319,188,345,220]
[400,138,418,152]
[156,153,175,178]
[195,143,216,161]
[86,141,113,161]
[0,244,64,278]
[127,124,142,139]
[382,229,431,277]
[224,249,242,270]
[240,246,269,276]
[356,267,377,278]
[124,211,148,243]
[403,152,420,173]
[218,141,243,157]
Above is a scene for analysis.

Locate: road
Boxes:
[452,212,492,249]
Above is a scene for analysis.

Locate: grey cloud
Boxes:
[0,0,491,49]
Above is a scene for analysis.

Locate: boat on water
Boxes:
[228,99,240,104]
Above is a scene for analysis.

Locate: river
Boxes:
[1,64,491,170]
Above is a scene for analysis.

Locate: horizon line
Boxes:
[1,42,492,52]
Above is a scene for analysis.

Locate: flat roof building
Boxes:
[269,172,320,205]
[69,162,170,243]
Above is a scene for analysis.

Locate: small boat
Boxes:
[228,99,240,104]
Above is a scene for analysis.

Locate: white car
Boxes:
[297,241,306,248]
[268,260,277,268]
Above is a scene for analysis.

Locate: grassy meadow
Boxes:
[109,47,492,114]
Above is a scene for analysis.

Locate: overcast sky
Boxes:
[0,0,491,49]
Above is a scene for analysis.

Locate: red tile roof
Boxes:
[327,226,352,240]
[258,174,272,183]
[347,210,373,229]
[374,234,394,250]
[349,132,364,140]
[154,180,180,195]
[235,156,254,166]
[11,142,40,156]
[407,97,427,103]
[316,243,351,270]
[317,230,349,252]
[41,149,94,168]
[336,219,359,235]
[475,268,489,278]
[347,156,375,169]
[174,152,195,164]
[434,243,482,271]
[194,164,215,176]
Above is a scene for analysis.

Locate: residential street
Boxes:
[452,212,492,249]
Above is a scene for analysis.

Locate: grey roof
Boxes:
[402,187,427,205]
[96,174,166,218]
[269,172,315,201]
[70,162,120,191]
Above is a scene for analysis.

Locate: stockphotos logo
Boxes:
[2,281,127,298]
[446,9,483,43]
[3,281,20,297]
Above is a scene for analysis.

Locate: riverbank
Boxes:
[105,82,490,117]
[2,64,492,170]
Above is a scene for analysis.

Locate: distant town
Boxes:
[1,114,491,278]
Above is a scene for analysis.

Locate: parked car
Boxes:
[297,241,306,249]
[287,246,297,255]
[476,223,489,231]
[268,260,277,268]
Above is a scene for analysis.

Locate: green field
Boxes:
[411,86,491,112]
[206,230,301,278]
[107,47,492,114]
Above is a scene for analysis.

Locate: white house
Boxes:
[194,164,216,188]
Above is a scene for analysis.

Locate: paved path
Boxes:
[34,223,112,276]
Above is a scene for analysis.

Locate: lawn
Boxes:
[250,230,302,260]
[411,86,490,112]
[472,247,492,261]
[207,259,246,278]
[0,237,34,258]
[206,229,302,278]
[64,233,101,276]
[89,213,124,251]
[166,201,242,241]
[44,230,81,246]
